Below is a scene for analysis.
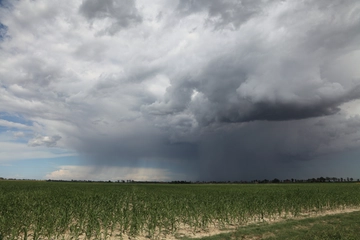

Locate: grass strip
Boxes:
[189,210,360,240]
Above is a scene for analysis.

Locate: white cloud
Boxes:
[13,131,25,138]
[0,119,30,129]
[341,99,360,117]
[28,135,62,147]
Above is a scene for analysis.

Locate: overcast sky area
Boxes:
[1,0,360,181]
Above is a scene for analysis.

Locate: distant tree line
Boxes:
[1,176,359,184]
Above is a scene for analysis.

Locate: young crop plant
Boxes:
[0,182,360,239]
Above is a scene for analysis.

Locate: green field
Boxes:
[1,181,360,239]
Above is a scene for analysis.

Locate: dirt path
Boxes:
[173,206,360,240]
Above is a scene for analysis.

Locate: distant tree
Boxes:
[272,178,280,183]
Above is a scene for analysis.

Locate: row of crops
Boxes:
[1,181,360,239]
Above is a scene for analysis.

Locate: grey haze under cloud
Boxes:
[176,0,271,30]
[1,0,360,180]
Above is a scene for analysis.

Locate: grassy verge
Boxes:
[187,210,360,240]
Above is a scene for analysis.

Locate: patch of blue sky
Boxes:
[0,112,33,126]
[0,129,29,143]
[0,126,12,133]
[0,113,34,142]
[0,156,81,180]
[0,126,30,135]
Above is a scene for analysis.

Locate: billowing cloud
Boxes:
[28,135,62,147]
[1,0,360,180]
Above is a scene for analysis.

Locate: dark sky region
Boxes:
[0,0,360,181]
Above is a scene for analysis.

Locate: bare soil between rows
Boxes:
[20,207,360,240]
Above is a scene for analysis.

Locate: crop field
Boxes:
[1,181,360,240]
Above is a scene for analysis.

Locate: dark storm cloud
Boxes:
[216,87,360,123]
[79,0,142,34]
[2,0,360,180]
[76,133,198,166]
[148,51,360,125]
[242,86,360,122]
[197,114,360,180]
[161,0,360,125]
[83,0,360,180]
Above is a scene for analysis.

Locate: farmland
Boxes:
[1,181,360,239]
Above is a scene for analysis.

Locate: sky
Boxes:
[1,0,360,181]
